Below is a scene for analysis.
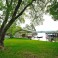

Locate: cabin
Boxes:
[15,30,37,39]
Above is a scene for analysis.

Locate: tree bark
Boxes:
[0,31,5,49]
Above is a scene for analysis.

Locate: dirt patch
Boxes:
[21,51,38,58]
[55,56,58,58]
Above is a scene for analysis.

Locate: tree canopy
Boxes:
[47,0,58,20]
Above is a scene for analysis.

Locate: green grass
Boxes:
[0,39,58,58]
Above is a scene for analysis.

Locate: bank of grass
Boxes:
[0,38,58,58]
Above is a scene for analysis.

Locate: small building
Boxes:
[14,30,37,39]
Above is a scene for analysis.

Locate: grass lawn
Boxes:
[0,38,58,58]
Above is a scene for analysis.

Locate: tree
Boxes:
[25,24,36,32]
[7,23,22,38]
[0,0,50,49]
[46,0,58,20]
[0,0,36,48]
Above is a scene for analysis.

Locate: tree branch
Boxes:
[0,0,14,32]
[15,0,34,19]
[10,0,13,6]
[2,0,22,33]
[6,0,9,6]
[12,0,22,18]
[0,7,10,32]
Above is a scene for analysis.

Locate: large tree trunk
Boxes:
[0,32,5,50]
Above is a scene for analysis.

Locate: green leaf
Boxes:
[28,0,32,3]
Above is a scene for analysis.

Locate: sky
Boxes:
[20,17,31,27]
[35,14,58,31]
[20,13,58,31]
